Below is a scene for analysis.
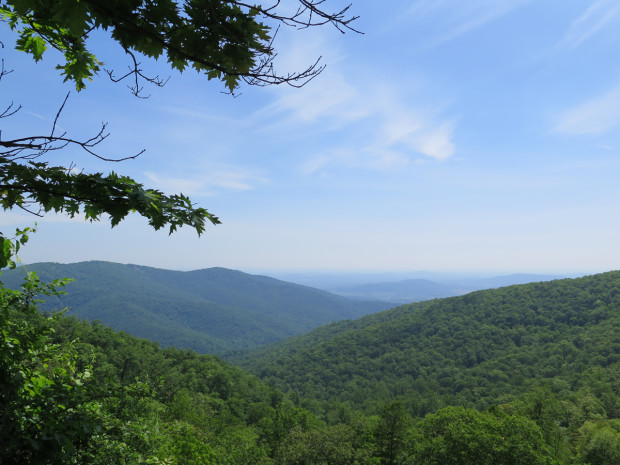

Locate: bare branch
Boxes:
[0,92,144,162]
[16,202,44,217]
[105,48,170,98]
[50,92,70,139]
[0,101,21,119]
[230,0,362,33]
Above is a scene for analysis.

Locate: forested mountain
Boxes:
[230,271,620,419]
[3,270,618,464]
[0,261,390,353]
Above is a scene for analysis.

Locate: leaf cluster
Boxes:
[0,157,219,234]
[1,0,358,93]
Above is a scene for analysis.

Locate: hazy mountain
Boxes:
[329,278,459,303]
[0,261,391,353]
[314,273,568,303]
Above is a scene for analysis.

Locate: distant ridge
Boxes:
[329,278,459,303]
[323,273,567,303]
[0,261,391,354]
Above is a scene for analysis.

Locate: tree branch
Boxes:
[0,93,144,162]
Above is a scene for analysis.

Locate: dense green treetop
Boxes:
[411,406,559,465]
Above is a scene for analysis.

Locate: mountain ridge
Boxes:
[0,260,391,354]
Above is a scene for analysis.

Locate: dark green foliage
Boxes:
[0,161,218,235]
[0,288,318,463]
[2,266,620,464]
[0,274,98,464]
[373,401,411,465]
[232,272,620,418]
[575,420,620,465]
[275,421,376,465]
[1,261,389,353]
[411,406,558,465]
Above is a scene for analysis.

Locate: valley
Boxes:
[2,263,619,464]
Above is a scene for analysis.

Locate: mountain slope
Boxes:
[0,261,390,353]
[229,271,620,416]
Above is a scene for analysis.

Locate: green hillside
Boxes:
[230,272,620,417]
[4,269,619,464]
[0,261,390,353]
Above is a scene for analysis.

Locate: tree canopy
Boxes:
[0,0,358,248]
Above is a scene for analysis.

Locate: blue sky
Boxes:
[2,0,620,273]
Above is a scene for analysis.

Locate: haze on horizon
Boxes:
[2,1,620,275]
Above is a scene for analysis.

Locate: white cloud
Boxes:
[554,84,620,135]
[156,103,246,126]
[144,166,267,196]
[299,156,332,176]
[263,70,365,125]
[376,102,456,161]
[405,0,532,47]
[559,0,620,49]
[411,122,456,161]
[144,172,210,196]
[264,72,456,173]
[250,19,458,174]
[360,148,411,170]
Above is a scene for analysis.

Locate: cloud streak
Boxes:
[261,69,456,174]
[554,83,620,135]
[404,0,532,47]
[144,165,267,197]
[559,0,620,49]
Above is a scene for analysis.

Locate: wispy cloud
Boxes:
[376,101,456,161]
[404,0,531,47]
[156,104,246,126]
[261,70,366,126]
[144,166,267,196]
[258,29,367,128]
[559,0,620,49]
[554,84,620,135]
[301,146,412,175]
[261,69,456,174]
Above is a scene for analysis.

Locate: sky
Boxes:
[2,0,620,274]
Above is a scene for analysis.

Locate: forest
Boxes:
[1,1,619,464]
[230,273,620,418]
[2,268,619,464]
